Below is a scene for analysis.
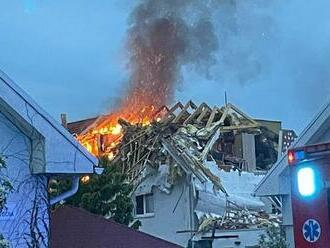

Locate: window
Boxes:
[145,194,154,213]
[136,195,144,215]
[135,193,154,217]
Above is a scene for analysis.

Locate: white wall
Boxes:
[135,168,270,247]
[0,111,49,247]
[135,177,193,247]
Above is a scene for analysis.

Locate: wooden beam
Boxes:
[206,107,220,128]
[162,102,184,124]
[184,102,211,125]
[196,107,211,123]
[173,100,197,123]
[227,103,260,126]
[219,124,260,131]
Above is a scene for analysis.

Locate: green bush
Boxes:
[259,224,288,248]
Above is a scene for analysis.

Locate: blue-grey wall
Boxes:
[0,111,49,247]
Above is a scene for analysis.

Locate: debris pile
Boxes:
[109,101,260,188]
[197,209,282,233]
[68,100,281,232]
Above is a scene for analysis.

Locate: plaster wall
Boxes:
[0,111,49,247]
[135,178,193,247]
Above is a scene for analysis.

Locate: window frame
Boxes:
[134,193,155,218]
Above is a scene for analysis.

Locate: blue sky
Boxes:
[0,0,329,133]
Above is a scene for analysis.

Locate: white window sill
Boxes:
[135,213,155,219]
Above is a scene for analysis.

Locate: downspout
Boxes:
[50,176,80,205]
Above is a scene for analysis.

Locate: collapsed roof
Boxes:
[69,101,261,188]
[68,101,281,232]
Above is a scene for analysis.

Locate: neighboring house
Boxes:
[51,206,182,248]
[0,70,98,247]
[254,99,330,247]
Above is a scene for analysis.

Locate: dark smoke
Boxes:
[121,0,219,110]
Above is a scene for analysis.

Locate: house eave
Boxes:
[0,70,97,174]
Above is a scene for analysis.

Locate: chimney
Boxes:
[61,113,68,129]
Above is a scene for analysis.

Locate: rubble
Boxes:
[197,210,282,233]
[109,101,260,186]
[69,100,281,233]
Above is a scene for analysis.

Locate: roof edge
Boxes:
[0,70,97,167]
[53,205,182,247]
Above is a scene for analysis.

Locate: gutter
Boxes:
[49,167,103,205]
[50,176,80,205]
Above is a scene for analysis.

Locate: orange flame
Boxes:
[76,104,161,158]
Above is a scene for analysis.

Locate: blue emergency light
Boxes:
[288,143,330,198]
[288,150,306,164]
[297,167,316,197]
[288,142,330,165]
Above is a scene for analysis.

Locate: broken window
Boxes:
[135,193,154,216]
[255,126,279,170]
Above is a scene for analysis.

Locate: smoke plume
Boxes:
[121,0,220,111]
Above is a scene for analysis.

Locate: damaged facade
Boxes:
[68,101,294,247]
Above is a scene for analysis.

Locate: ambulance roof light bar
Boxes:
[288,142,330,165]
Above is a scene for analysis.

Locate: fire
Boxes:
[74,0,220,161]
[75,11,180,158]
[97,123,122,136]
[76,104,163,158]
[108,152,115,161]
[81,175,90,184]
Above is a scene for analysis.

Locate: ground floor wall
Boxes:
[134,177,193,247]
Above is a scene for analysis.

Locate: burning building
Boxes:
[66,100,286,247]
[62,1,293,246]
[69,0,222,160]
